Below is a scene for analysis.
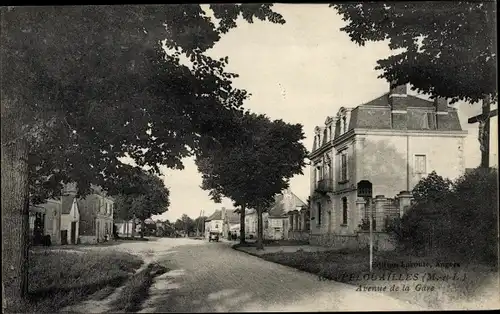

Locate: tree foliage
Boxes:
[196,111,308,247]
[411,171,453,205]
[394,168,497,264]
[1,4,285,202]
[331,2,497,104]
[1,5,285,304]
[112,166,170,221]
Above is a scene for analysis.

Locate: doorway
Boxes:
[70,221,77,244]
[327,211,332,233]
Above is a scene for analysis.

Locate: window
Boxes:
[340,152,348,182]
[342,116,347,134]
[316,165,322,182]
[215,223,219,228]
[427,112,436,129]
[342,197,348,225]
[317,202,322,225]
[422,112,436,129]
[328,125,332,140]
[415,154,427,174]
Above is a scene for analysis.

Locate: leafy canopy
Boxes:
[111,165,170,221]
[411,171,453,205]
[332,2,497,104]
[196,111,308,211]
[0,5,285,202]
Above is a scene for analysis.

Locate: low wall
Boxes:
[288,231,310,242]
[79,235,97,245]
[309,232,397,251]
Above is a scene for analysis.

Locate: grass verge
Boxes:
[233,239,309,248]
[110,263,168,313]
[5,249,143,313]
[260,248,498,309]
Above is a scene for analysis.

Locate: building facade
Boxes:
[244,189,307,240]
[29,199,63,245]
[308,83,467,246]
[77,185,114,244]
[204,210,224,238]
[60,194,80,245]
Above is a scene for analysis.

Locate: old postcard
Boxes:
[1,3,498,313]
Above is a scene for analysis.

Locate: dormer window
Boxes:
[337,108,350,136]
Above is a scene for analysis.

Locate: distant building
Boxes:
[204,210,224,237]
[29,199,62,245]
[60,193,80,245]
[245,189,307,240]
[77,185,114,244]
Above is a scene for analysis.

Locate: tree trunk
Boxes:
[256,208,264,250]
[479,95,491,169]
[131,215,136,238]
[1,98,31,308]
[140,219,145,238]
[239,205,246,244]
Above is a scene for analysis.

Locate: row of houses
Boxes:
[29,183,115,245]
[204,83,469,250]
[204,188,309,241]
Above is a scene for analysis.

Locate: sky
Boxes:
[146,4,497,222]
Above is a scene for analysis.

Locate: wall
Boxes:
[288,230,310,242]
[331,190,359,235]
[309,231,397,251]
[40,200,62,245]
[77,194,98,236]
[205,220,223,237]
[358,133,465,198]
[266,217,285,240]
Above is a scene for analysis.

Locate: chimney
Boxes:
[389,82,408,112]
[62,182,77,195]
[434,97,448,114]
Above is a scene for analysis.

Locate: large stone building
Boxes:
[308,83,467,247]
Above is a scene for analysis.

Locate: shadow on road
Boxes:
[138,241,425,312]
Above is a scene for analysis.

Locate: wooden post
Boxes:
[468,95,497,168]
[369,198,373,273]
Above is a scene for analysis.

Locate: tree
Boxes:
[1,5,285,305]
[181,214,196,236]
[196,111,308,249]
[173,219,184,233]
[411,171,453,205]
[194,215,207,236]
[111,166,170,238]
[331,2,497,167]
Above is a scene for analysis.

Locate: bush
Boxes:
[399,168,498,264]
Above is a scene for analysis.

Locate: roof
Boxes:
[61,195,76,214]
[205,210,222,222]
[206,208,240,223]
[225,209,240,224]
[341,93,463,134]
[268,191,307,217]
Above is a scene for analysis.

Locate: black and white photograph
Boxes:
[1,2,498,312]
